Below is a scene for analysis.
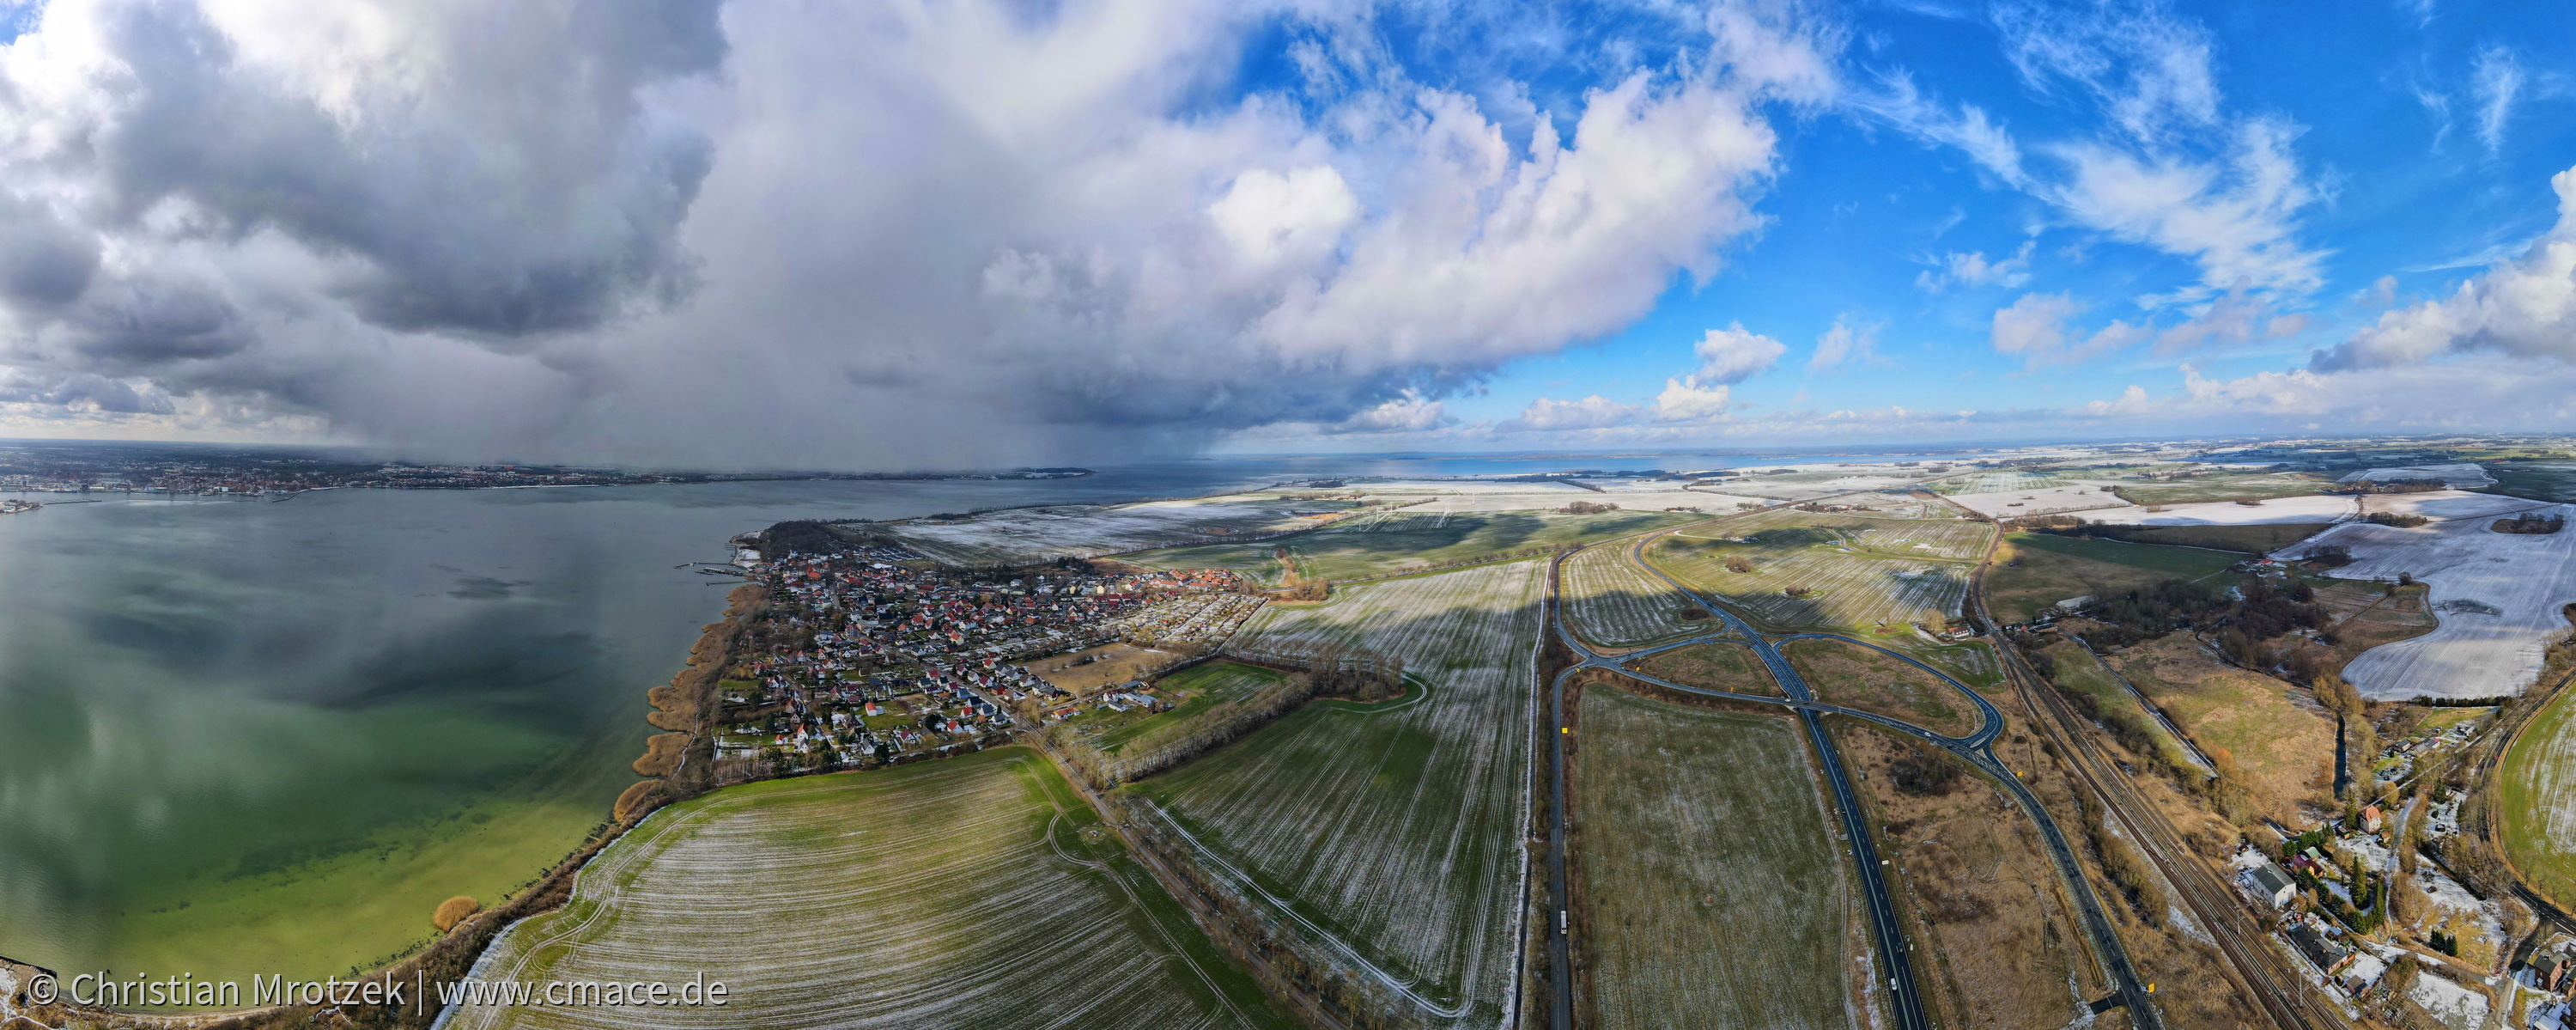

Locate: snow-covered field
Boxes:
[2407,972,2489,1030]
[1362,486,1759,513]
[1147,561,1543,1027]
[1946,483,2132,518]
[1717,470,1927,502]
[1563,542,1708,649]
[2082,494,2355,526]
[2339,462,2494,487]
[2280,502,2576,698]
[448,749,1261,1030]
[880,495,1327,565]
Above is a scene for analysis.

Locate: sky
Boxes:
[0,0,2573,469]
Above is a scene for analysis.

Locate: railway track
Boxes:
[1968,552,2344,1030]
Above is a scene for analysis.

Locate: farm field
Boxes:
[2336,462,2494,487]
[1573,686,1862,1030]
[1782,637,1977,737]
[1131,508,1696,584]
[2110,470,2336,505]
[2102,521,2333,553]
[1714,466,1925,501]
[1982,532,2239,624]
[2280,503,2576,698]
[1830,722,2098,1030]
[446,747,1291,1030]
[876,494,1349,565]
[1653,511,1982,632]
[2081,495,2354,526]
[1625,641,1780,697]
[1925,467,2129,495]
[1946,484,2131,519]
[2501,684,2576,910]
[1130,561,1544,1025]
[2106,636,2336,825]
[2483,460,2576,503]
[1561,542,1712,649]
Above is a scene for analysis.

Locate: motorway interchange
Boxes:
[1539,524,2166,1030]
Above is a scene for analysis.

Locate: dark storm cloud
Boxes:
[0,0,1830,466]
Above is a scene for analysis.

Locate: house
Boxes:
[2362,804,2384,833]
[2289,923,2352,975]
[2248,862,2298,907]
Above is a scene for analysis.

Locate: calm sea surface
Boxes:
[0,448,1978,978]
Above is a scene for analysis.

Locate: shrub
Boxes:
[1724,556,1754,573]
[1891,753,1960,795]
[2365,512,2429,528]
[432,895,482,934]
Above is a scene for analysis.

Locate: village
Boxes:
[710,540,1268,770]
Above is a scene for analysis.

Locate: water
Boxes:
[0,447,1996,981]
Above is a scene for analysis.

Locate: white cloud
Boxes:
[1990,0,2218,143]
[1500,394,1642,431]
[1654,377,1733,422]
[1858,3,2328,304]
[1989,292,2148,369]
[2048,117,2324,296]
[1325,390,1450,434]
[1688,323,1786,383]
[0,0,1835,466]
[1915,240,2033,291]
[2150,289,2307,353]
[1207,166,1360,270]
[2473,45,2524,153]
[1807,314,1880,372]
[2313,164,2576,371]
[2083,384,2154,416]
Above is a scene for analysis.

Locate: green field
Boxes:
[1574,687,1860,1030]
[447,747,1291,1030]
[1078,661,1291,754]
[1984,532,2240,624]
[2039,641,2197,772]
[1128,562,1541,1026]
[1783,637,1978,737]
[1626,641,1781,697]
[2484,461,2576,503]
[2111,471,2336,505]
[2501,684,2576,910]
[1650,509,1988,633]
[2102,522,2334,554]
[1130,508,1697,583]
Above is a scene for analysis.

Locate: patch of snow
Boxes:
[1947,483,2134,518]
[2409,972,2491,1030]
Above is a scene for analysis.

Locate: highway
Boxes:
[1539,524,2166,1030]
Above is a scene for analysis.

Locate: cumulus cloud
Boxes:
[1915,241,2033,291]
[0,0,1834,466]
[1687,323,1786,383]
[1654,376,1734,422]
[2312,164,2576,371]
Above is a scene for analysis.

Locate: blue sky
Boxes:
[3,0,2575,466]
[1232,0,2576,449]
